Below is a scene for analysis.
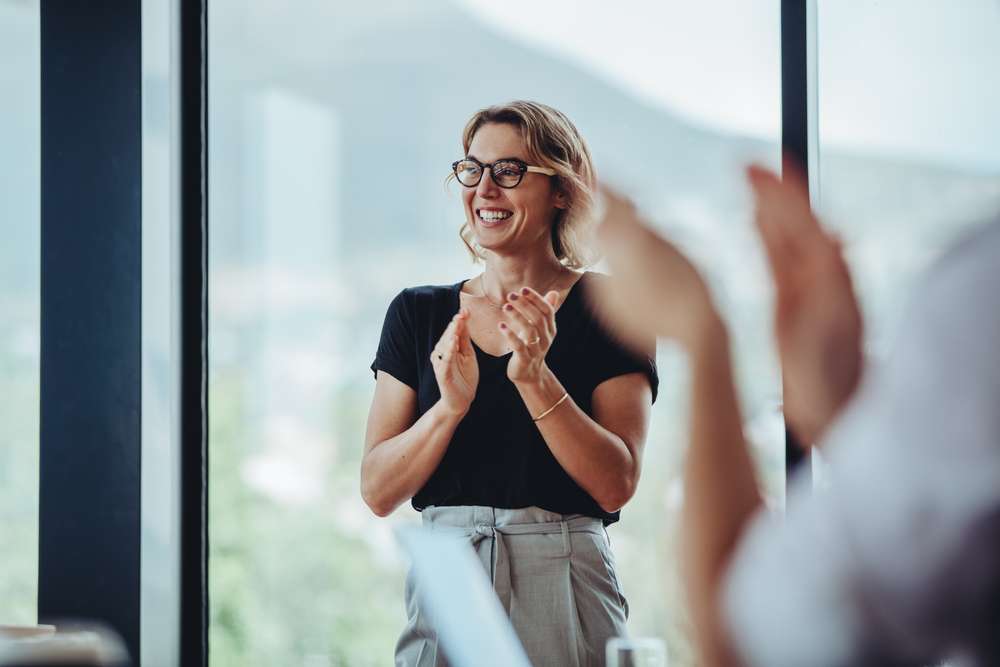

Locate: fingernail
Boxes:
[509,293,519,301]
[499,322,507,329]
[504,304,514,311]
[520,287,530,295]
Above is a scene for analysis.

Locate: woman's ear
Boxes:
[553,189,569,210]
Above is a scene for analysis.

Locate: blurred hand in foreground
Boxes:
[748,162,863,444]
[588,186,723,354]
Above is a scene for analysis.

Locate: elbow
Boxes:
[370,504,394,518]
[362,489,394,518]
[597,475,638,514]
[360,473,395,518]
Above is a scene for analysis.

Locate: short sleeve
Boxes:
[371,289,418,389]
[591,326,659,404]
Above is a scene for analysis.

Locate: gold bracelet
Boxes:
[532,392,569,422]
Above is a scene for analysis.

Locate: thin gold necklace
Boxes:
[474,271,564,309]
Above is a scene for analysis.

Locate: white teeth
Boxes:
[478,210,513,222]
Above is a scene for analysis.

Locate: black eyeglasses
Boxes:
[451,157,556,189]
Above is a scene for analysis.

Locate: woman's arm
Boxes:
[498,287,652,513]
[361,310,478,517]
[360,372,467,516]
[512,369,651,513]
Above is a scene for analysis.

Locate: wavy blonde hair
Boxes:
[455,101,598,268]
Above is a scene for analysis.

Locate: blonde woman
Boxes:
[362,101,658,667]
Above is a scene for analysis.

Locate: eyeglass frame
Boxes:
[451,156,557,189]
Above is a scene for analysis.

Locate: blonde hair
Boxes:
[455,100,597,268]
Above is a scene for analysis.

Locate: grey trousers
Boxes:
[394,506,629,667]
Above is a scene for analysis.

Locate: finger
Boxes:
[498,321,527,353]
[754,208,797,284]
[543,290,560,309]
[438,316,459,344]
[518,286,556,316]
[751,162,827,246]
[443,336,459,365]
[431,318,458,360]
[780,153,810,194]
[749,169,808,287]
[748,163,808,222]
[503,300,540,342]
[511,289,554,334]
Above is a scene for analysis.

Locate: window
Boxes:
[817,0,1000,356]
[0,0,40,627]
[208,2,781,664]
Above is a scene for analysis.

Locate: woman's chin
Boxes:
[472,230,507,252]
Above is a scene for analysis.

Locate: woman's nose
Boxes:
[475,168,500,198]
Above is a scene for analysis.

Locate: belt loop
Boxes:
[561,520,570,557]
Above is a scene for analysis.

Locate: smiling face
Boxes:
[461,122,567,257]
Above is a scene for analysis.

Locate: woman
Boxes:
[362,101,658,667]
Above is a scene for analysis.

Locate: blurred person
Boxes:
[362,101,658,667]
[590,165,1000,667]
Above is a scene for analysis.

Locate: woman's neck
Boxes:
[480,252,569,302]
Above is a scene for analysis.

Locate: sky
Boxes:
[456,0,1000,171]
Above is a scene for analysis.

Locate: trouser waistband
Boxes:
[421,505,605,614]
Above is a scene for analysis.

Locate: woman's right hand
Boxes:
[431,308,479,417]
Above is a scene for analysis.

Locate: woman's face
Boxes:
[462,122,567,257]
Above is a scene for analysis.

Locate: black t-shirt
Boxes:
[370,271,659,524]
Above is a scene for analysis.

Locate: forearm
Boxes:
[361,401,464,516]
[681,321,761,666]
[514,368,637,512]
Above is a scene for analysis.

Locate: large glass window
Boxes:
[0,0,40,626]
[208,2,780,664]
[817,1,1000,355]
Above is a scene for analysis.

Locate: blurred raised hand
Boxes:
[587,186,722,354]
[748,161,864,444]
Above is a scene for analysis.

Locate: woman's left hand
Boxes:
[499,287,561,384]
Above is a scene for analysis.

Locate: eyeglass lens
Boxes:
[454,159,523,188]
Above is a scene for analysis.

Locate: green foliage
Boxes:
[209,374,406,666]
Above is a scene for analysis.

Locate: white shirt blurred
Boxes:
[723,218,1000,667]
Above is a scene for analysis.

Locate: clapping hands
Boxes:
[498,287,561,384]
[748,162,863,443]
[591,161,864,444]
[431,309,480,417]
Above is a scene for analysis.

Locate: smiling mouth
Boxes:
[476,208,513,226]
